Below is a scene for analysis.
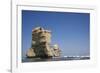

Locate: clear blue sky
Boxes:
[22,10,90,57]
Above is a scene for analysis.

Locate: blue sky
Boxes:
[22,10,90,57]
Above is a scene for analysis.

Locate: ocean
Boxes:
[22,56,90,62]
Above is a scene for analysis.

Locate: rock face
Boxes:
[52,44,61,57]
[26,27,61,58]
[26,48,36,58]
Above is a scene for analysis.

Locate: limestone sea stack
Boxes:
[26,27,61,58]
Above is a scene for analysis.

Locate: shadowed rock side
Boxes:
[26,27,61,58]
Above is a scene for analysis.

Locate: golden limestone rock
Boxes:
[26,27,61,58]
[26,48,36,58]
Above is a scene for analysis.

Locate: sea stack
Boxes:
[26,27,61,58]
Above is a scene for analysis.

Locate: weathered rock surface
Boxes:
[26,48,36,58]
[26,27,61,58]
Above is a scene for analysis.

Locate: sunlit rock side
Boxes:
[26,48,36,58]
[26,27,61,58]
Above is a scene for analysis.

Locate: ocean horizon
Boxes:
[22,56,90,62]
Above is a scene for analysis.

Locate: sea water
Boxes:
[22,56,90,62]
